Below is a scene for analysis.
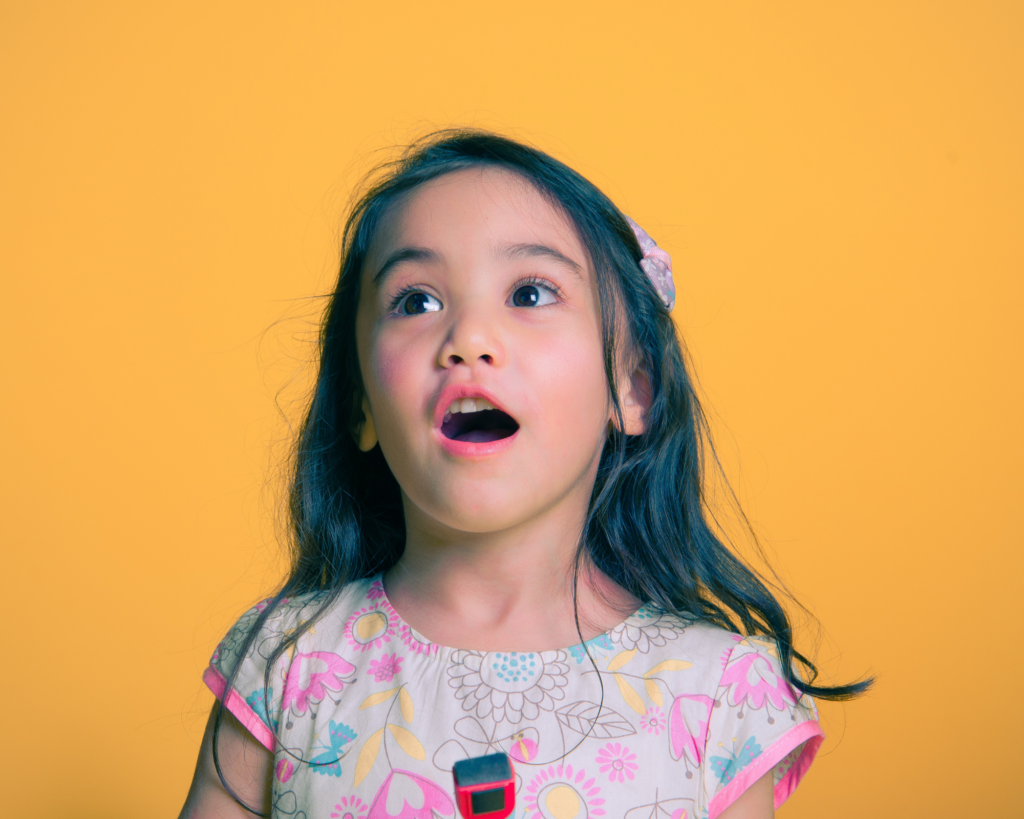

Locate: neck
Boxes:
[383,495,639,652]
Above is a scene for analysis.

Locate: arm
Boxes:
[716,771,774,819]
[179,704,273,819]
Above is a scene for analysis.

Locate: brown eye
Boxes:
[400,292,442,315]
[510,284,556,307]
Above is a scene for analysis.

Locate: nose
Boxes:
[437,307,506,369]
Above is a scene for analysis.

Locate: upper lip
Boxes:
[432,383,516,430]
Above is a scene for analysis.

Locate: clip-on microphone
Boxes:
[452,752,515,818]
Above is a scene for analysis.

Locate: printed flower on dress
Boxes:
[524,763,605,817]
[720,649,796,712]
[596,742,639,783]
[366,579,386,601]
[568,633,614,664]
[344,602,398,652]
[331,795,368,819]
[368,653,403,683]
[639,705,666,735]
[668,694,714,765]
[282,651,357,717]
[609,608,684,654]
[398,623,440,657]
[213,598,298,668]
[448,650,569,725]
[212,609,260,663]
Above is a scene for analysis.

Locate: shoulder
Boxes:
[662,621,815,715]
[203,576,384,746]
[607,607,742,672]
[210,576,381,673]
[602,610,816,708]
[571,608,747,711]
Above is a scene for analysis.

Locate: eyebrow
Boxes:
[371,241,583,286]
[498,242,583,277]
[372,246,441,285]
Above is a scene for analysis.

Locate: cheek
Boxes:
[526,330,609,441]
[364,331,431,435]
[369,339,407,396]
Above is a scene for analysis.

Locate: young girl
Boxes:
[180,131,868,819]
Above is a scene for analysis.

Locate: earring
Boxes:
[357,397,378,452]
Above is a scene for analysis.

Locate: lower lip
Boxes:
[435,428,519,458]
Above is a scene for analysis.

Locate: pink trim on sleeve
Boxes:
[708,720,824,819]
[202,665,277,753]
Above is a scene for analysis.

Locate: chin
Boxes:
[437,501,534,534]
[420,486,559,535]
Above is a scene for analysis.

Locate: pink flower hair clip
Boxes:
[626,217,675,311]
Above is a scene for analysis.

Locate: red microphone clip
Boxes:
[452,752,515,818]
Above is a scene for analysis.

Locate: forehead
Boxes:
[365,167,587,273]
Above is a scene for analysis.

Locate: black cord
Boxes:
[210,698,269,818]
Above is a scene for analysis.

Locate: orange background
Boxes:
[2,3,1021,817]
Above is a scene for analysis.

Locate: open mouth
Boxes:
[440,397,519,443]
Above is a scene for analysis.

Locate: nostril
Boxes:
[480,354,493,364]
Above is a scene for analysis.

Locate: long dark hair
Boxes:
[211,129,871,811]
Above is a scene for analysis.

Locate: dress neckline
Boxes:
[367,573,653,659]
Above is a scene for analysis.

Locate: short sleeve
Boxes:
[703,638,824,819]
[203,598,302,752]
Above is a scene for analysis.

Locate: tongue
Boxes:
[456,429,510,443]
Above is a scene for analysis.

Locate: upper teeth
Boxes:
[447,397,495,415]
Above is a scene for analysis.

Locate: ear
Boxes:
[616,366,651,436]
[354,395,378,452]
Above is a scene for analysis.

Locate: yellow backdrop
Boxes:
[2,2,1021,817]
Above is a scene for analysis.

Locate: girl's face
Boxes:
[355,167,632,536]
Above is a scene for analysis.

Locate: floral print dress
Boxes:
[205,577,823,819]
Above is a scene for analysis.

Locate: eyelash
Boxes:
[387,277,563,313]
[387,285,428,313]
[509,276,563,303]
